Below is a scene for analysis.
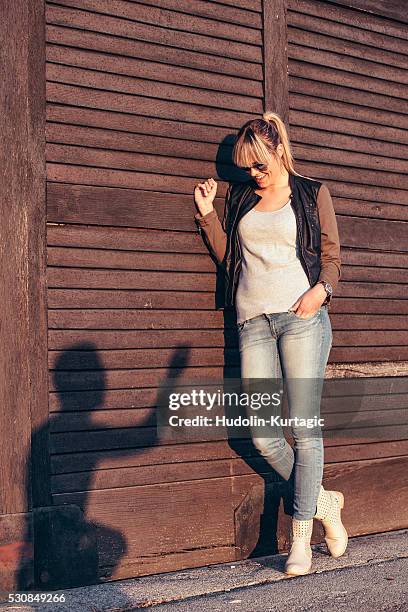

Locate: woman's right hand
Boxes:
[194,177,217,216]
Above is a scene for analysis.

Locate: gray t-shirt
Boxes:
[235,199,311,324]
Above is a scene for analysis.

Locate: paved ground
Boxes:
[0,529,407,611]
[150,557,407,611]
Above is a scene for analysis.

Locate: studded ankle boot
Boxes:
[314,484,348,558]
[284,518,313,576]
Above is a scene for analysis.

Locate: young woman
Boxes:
[193,111,348,576]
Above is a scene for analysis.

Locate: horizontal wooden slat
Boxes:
[293,143,408,179]
[46,124,235,164]
[47,351,408,391]
[288,16,408,66]
[46,25,263,81]
[291,97,408,134]
[289,58,408,100]
[46,105,237,144]
[46,310,408,331]
[206,0,261,11]
[47,410,408,451]
[316,175,407,208]
[50,439,408,493]
[290,75,406,116]
[47,227,408,266]
[52,473,236,563]
[46,5,263,63]
[339,217,408,251]
[289,0,407,39]
[49,435,408,477]
[329,347,408,362]
[46,46,262,97]
[341,249,408,268]
[48,367,241,392]
[342,267,408,283]
[47,341,408,371]
[290,42,408,87]
[49,327,408,352]
[47,184,228,229]
[47,246,213,272]
[47,290,408,314]
[47,148,408,199]
[48,377,408,414]
[47,268,408,299]
[46,224,209,252]
[49,387,159,411]
[320,0,408,25]
[50,456,257,494]
[47,83,257,126]
[46,167,228,204]
[47,268,215,292]
[47,330,408,363]
[291,114,408,157]
[144,0,262,21]
[47,324,408,348]
[45,144,243,182]
[47,247,408,284]
[323,197,407,223]
[47,0,263,44]
[48,422,408,454]
[46,183,408,235]
[48,329,238,350]
[46,64,262,113]
[48,347,240,369]
[96,0,263,27]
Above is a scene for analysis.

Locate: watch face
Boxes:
[320,281,332,295]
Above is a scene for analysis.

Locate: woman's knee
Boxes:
[252,436,287,457]
[292,432,322,450]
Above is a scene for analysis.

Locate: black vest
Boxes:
[218,172,323,310]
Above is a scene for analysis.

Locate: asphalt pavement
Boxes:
[0,529,406,611]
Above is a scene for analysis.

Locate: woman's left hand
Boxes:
[288,284,327,319]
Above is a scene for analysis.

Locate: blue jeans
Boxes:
[237,306,333,520]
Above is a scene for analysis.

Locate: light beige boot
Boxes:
[314,484,348,558]
[284,518,313,576]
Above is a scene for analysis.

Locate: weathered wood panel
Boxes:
[39,0,408,586]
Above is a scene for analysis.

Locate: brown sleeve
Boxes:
[194,183,232,265]
[316,183,341,298]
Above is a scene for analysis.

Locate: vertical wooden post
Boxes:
[262,0,289,125]
[0,0,48,520]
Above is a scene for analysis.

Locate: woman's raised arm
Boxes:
[194,179,232,265]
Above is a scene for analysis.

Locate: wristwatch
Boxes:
[317,280,333,305]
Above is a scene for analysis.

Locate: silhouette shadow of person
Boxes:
[16,341,192,592]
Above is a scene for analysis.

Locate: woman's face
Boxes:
[248,143,286,188]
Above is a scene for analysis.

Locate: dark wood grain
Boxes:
[263,0,289,122]
[37,0,408,587]
[0,0,49,518]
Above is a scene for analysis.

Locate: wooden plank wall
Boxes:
[44,0,407,582]
[285,0,408,559]
[287,0,408,362]
[45,0,268,580]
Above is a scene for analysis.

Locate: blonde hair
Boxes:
[232,111,305,177]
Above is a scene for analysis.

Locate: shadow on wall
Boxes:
[16,342,192,591]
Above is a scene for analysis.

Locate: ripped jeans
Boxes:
[237,305,333,520]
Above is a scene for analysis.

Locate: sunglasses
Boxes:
[238,162,269,173]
